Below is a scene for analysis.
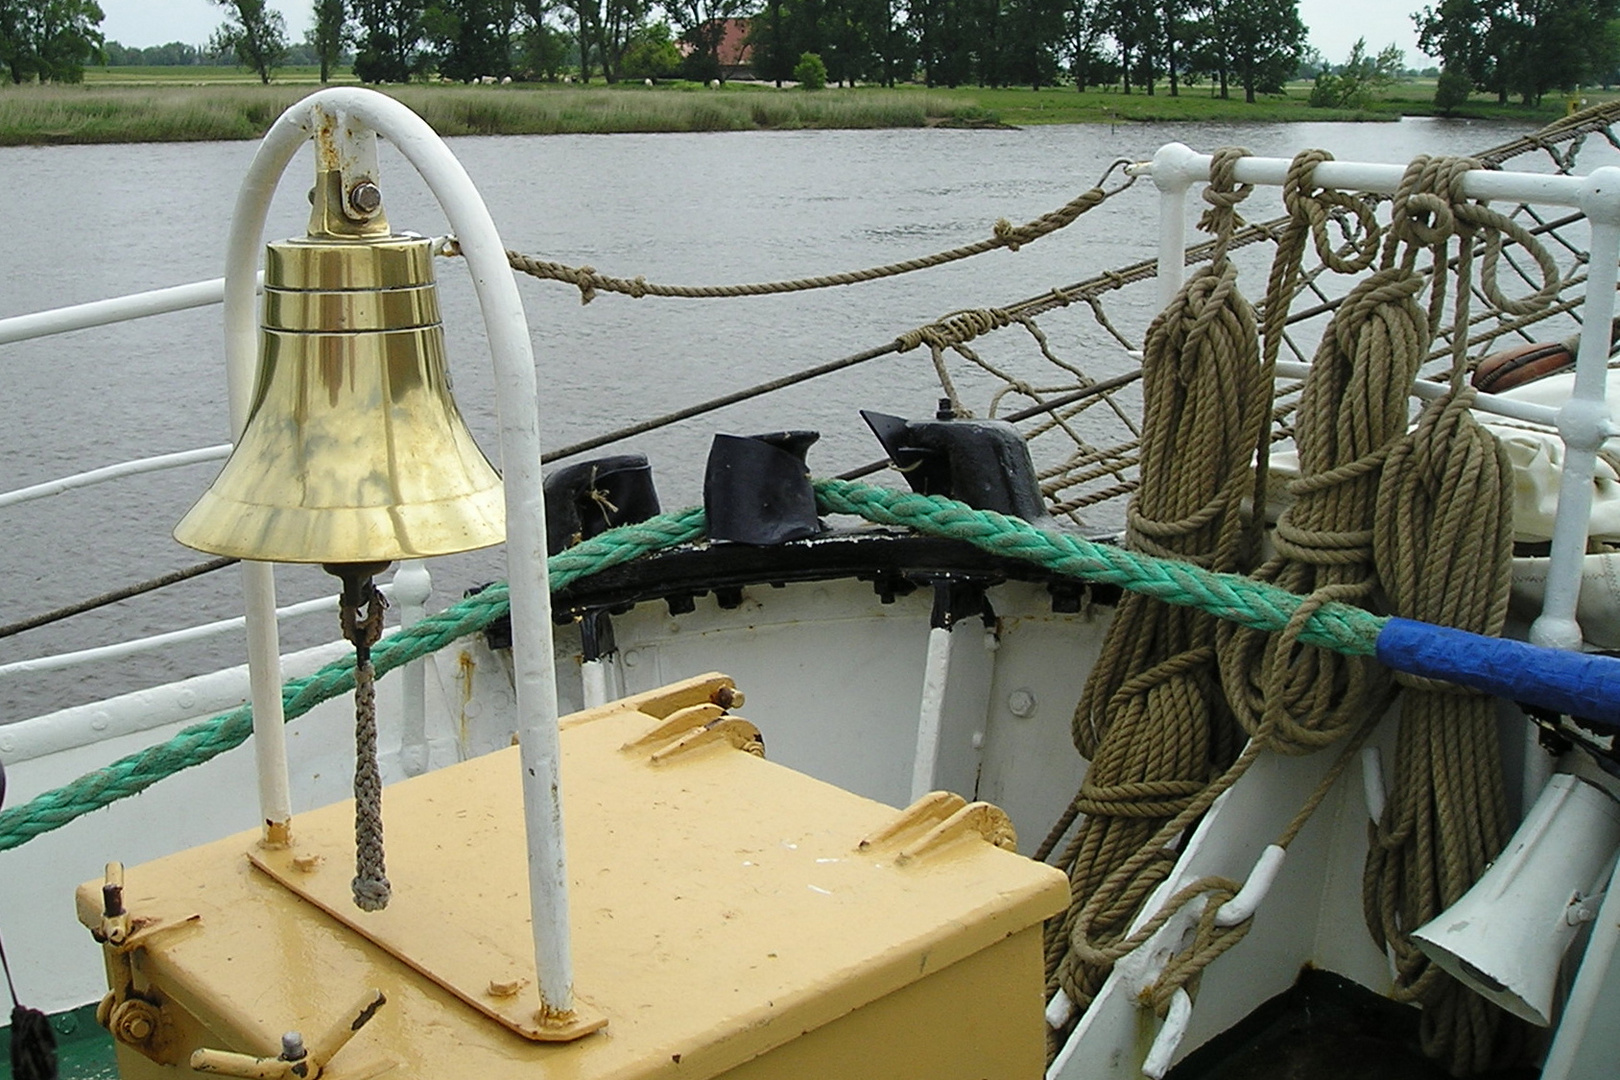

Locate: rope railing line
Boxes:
[537,278,1147,467]
[1473,99,1620,169]
[490,174,1130,305]
[533,196,1597,478]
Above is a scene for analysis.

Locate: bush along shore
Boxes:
[0,77,1588,146]
[0,82,999,145]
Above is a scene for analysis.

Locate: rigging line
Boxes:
[488,163,1138,305]
[538,256,1162,468]
[540,339,901,465]
[0,557,239,641]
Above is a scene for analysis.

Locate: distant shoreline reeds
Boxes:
[0,83,995,146]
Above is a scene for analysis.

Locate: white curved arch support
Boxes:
[223,88,575,1022]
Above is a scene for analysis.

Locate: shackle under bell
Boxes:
[174,171,505,564]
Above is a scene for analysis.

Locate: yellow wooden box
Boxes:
[78,674,1068,1079]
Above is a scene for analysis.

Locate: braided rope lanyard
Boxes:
[335,568,392,913]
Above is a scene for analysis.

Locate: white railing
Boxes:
[0,275,257,346]
[0,445,231,510]
[0,588,385,679]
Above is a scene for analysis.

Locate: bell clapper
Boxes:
[327,561,394,912]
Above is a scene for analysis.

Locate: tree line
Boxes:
[1416,0,1620,106]
[188,0,1319,97]
[6,0,1619,111]
[0,0,103,83]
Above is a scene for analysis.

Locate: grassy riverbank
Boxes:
[0,72,1592,146]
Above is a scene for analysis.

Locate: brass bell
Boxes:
[174,169,504,564]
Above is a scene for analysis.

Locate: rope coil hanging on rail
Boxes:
[1042,147,1267,1025]
[1358,153,1560,1076]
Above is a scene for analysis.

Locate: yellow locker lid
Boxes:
[79,674,1067,1079]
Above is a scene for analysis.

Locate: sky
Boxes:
[97,0,1436,65]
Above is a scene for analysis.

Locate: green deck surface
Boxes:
[2,1003,118,1080]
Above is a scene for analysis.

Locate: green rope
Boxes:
[813,479,1387,655]
[0,508,707,853]
[0,481,1392,854]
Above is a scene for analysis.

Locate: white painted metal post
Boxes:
[226,88,577,1019]
[580,659,612,710]
[223,130,302,848]
[1527,177,1620,807]
[393,561,433,778]
[1530,192,1620,652]
[1149,143,1197,308]
[909,626,954,801]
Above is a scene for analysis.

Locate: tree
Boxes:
[1001,0,1065,88]
[1417,0,1508,102]
[1433,62,1474,110]
[1155,0,1205,95]
[309,0,349,82]
[515,0,571,78]
[423,0,517,81]
[1498,0,1620,105]
[559,0,646,81]
[911,0,975,86]
[1110,0,1157,92]
[1218,0,1303,101]
[2,0,105,83]
[793,46,825,84]
[1307,37,1402,107]
[620,18,682,76]
[354,0,427,81]
[1062,0,1112,89]
[1416,0,1620,106]
[210,0,288,83]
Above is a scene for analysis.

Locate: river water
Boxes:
[0,114,1603,720]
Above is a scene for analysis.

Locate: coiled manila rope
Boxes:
[1214,151,1427,753]
[1039,150,1405,1039]
[1364,154,1558,1076]
[1041,148,1266,1020]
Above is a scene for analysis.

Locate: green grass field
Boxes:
[0,66,1596,145]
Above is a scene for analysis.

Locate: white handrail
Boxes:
[0,445,232,510]
[1274,361,1620,433]
[0,590,378,679]
[0,275,260,346]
